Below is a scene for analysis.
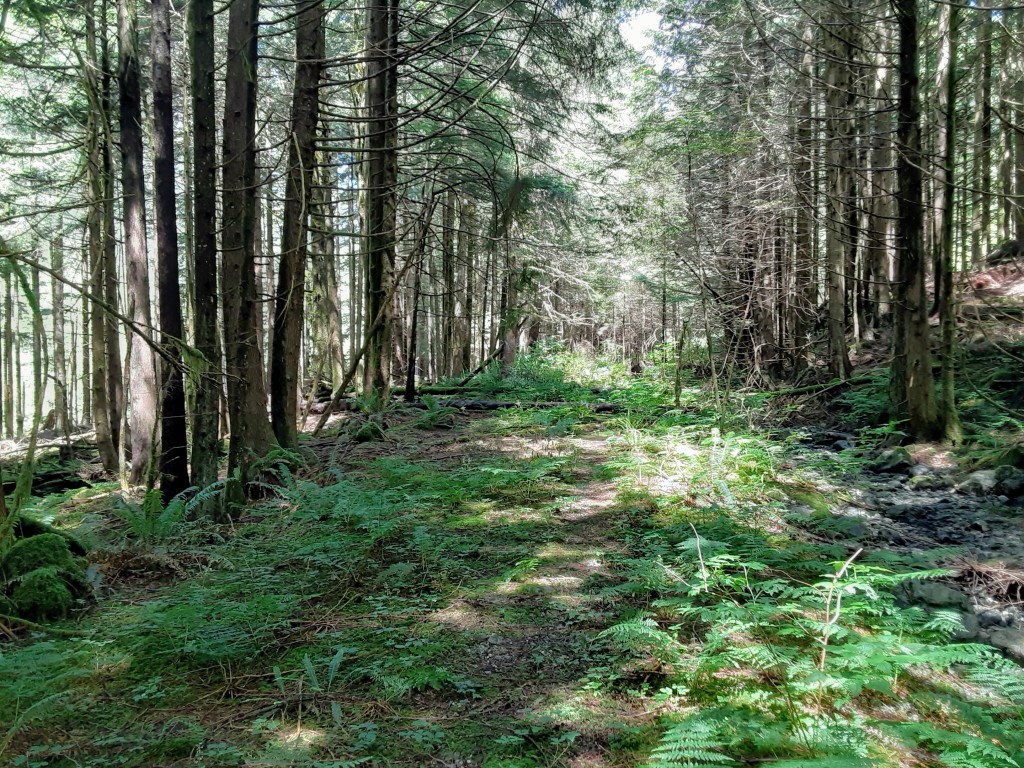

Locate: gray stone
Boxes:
[955,612,981,640]
[990,628,1024,662]
[966,518,991,533]
[995,465,1024,498]
[909,474,952,491]
[884,504,919,520]
[909,464,934,478]
[977,608,1008,628]
[906,581,971,610]
[957,470,998,496]
[868,448,914,475]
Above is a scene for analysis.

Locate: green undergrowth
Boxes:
[3,350,1024,767]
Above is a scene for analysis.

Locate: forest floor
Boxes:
[4,353,1024,768]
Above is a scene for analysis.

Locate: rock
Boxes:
[867,448,914,475]
[905,581,971,610]
[995,465,1024,498]
[909,464,934,478]
[10,566,73,620]
[990,628,1024,662]
[1,533,75,580]
[966,518,991,533]
[957,470,998,496]
[955,612,981,640]
[884,504,919,521]
[978,608,1010,628]
[833,439,856,451]
[909,474,952,491]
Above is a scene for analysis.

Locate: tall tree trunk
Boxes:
[100,0,123,454]
[3,272,12,440]
[934,3,961,441]
[311,154,346,390]
[51,235,68,436]
[119,0,157,485]
[973,2,993,267]
[441,190,455,378]
[823,3,854,380]
[222,0,277,496]
[152,0,190,500]
[793,22,815,374]
[272,0,324,448]
[460,201,475,373]
[188,0,222,506]
[85,0,118,470]
[891,0,939,438]
[362,0,399,398]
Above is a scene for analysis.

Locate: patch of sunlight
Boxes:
[431,601,502,630]
[273,724,323,750]
[501,574,585,596]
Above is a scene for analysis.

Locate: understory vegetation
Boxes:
[3,348,1024,768]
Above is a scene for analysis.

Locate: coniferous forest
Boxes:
[7,0,1024,764]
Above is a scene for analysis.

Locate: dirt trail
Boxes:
[420,431,647,767]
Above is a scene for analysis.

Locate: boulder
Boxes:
[1,533,75,580]
[10,566,73,620]
[995,465,1024,498]
[867,447,914,475]
[957,470,997,496]
[909,474,952,491]
[990,628,1024,663]
[955,612,981,640]
[905,580,971,610]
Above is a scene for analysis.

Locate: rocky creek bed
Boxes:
[791,435,1024,664]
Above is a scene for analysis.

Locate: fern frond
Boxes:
[645,717,736,767]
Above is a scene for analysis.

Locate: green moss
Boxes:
[11,566,74,620]
[0,594,15,616]
[13,515,87,555]
[2,533,75,580]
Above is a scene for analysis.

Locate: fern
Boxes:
[644,716,736,767]
[600,612,682,663]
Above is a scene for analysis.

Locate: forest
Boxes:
[4,0,1024,764]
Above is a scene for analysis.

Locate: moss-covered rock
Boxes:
[11,566,73,620]
[1,533,75,580]
[13,515,87,555]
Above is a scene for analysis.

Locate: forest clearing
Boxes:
[5,0,1024,765]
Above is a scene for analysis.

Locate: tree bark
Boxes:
[223,0,277,494]
[152,0,190,500]
[188,0,222,506]
[118,0,157,485]
[362,0,399,399]
[934,2,961,442]
[272,0,325,448]
[891,0,939,438]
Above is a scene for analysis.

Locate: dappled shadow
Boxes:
[2,410,662,768]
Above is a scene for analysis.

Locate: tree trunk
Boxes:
[272,0,324,448]
[223,0,277,495]
[100,2,123,454]
[362,0,399,399]
[152,0,190,500]
[85,0,118,470]
[891,0,939,438]
[188,0,222,506]
[934,2,961,442]
[119,0,157,485]
[823,3,854,380]
[51,235,68,436]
